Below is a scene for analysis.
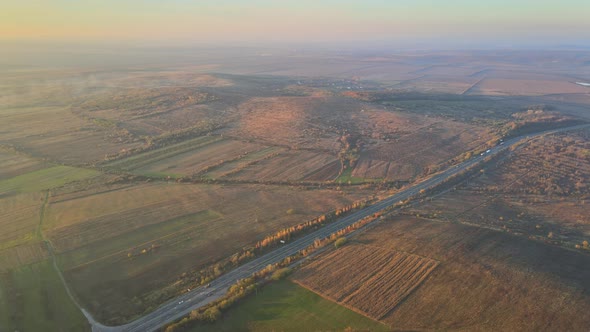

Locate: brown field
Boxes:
[227,150,340,182]
[0,150,45,180]
[3,49,590,330]
[42,182,371,322]
[353,117,493,180]
[294,244,438,320]
[136,138,266,177]
[296,216,590,331]
[0,106,141,164]
[467,78,589,96]
[202,146,286,179]
[229,96,342,151]
[395,76,478,94]
[412,129,590,248]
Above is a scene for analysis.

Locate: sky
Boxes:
[1,0,590,46]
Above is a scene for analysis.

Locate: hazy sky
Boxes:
[2,0,589,45]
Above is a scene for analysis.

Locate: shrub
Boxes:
[271,268,292,281]
[334,237,348,248]
[203,307,221,322]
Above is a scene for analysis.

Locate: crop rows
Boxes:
[228,150,339,182]
[106,135,222,171]
[142,139,265,176]
[295,244,438,320]
[47,199,202,252]
[0,243,48,271]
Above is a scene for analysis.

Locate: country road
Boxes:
[87,123,590,332]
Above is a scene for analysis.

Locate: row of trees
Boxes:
[178,199,372,291]
[165,209,386,331]
[254,200,368,249]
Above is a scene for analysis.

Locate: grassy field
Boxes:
[0,193,44,250]
[189,280,389,332]
[336,168,368,184]
[0,259,89,332]
[0,165,98,195]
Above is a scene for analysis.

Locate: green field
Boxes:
[336,168,367,185]
[0,259,89,332]
[190,280,389,332]
[0,165,98,194]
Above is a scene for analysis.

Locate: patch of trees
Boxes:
[337,132,361,176]
[500,109,583,138]
[334,237,348,248]
[164,277,259,332]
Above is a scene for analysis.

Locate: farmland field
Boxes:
[0,193,43,250]
[226,150,340,182]
[0,260,90,332]
[202,146,285,179]
[0,106,142,164]
[294,243,438,320]
[0,166,98,196]
[467,78,590,96]
[105,135,223,172]
[2,48,590,331]
[295,216,590,330]
[0,150,45,180]
[135,139,265,177]
[41,182,372,323]
[188,280,389,332]
[410,129,590,248]
[352,118,494,181]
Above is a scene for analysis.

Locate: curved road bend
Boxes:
[89,123,590,332]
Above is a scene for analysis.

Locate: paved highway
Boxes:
[89,123,590,332]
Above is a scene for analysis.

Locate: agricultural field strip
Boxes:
[302,160,341,181]
[0,166,98,195]
[137,139,266,176]
[48,200,204,251]
[449,169,529,220]
[86,123,590,332]
[258,152,335,180]
[0,205,38,241]
[295,245,439,320]
[203,146,284,179]
[0,243,49,272]
[105,136,221,170]
[49,184,138,205]
[229,150,337,181]
[61,211,222,271]
[190,144,272,177]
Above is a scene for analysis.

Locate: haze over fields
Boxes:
[1,1,590,332]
